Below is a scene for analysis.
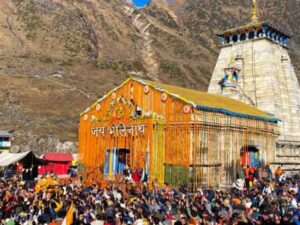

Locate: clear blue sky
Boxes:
[132,0,151,8]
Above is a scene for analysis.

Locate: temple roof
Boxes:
[216,21,291,38]
[81,77,279,123]
[215,21,290,48]
[139,78,278,123]
[0,131,11,138]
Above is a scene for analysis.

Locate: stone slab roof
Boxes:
[0,131,11,138]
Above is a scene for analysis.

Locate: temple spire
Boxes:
[251,0,259,23]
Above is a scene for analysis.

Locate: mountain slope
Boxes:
[0,0,300,153]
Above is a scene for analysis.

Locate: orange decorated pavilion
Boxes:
[78,77,279,188]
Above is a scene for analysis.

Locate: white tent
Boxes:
[72,153,78,161]
[0,151,31,167]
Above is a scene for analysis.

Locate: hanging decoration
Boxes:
[96,104,101,111]
[111,92,117,100]
[144,85,150,94]
[130,84,134,100]
[161,93,168,102]
[92,96,149,123]
[116,106,126,119]
[183,105,191,114]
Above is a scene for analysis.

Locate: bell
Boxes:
[136,106,142,116]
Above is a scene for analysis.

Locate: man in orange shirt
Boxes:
[275,166,283,182]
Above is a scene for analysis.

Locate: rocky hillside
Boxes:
[0,0,300,153]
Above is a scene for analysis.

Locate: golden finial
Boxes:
[251,0,259,23]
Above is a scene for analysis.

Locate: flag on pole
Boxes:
[61,202,74,225]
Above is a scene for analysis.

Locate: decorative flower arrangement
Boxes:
[144,85,150,94]
[161,93,168,102]
[183,105,191,114]
[96,104,101,111]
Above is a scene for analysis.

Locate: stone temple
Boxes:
[208,0,300,172]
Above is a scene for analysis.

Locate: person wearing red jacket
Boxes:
[132,168,141,183]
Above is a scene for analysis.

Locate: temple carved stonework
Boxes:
[208,11,300,171]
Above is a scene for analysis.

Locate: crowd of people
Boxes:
[1,166,300,225]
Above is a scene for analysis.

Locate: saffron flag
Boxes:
[35,177,57,194]
[62,202,74,225]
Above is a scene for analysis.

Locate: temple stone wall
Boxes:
[208,38,300,172]
[197,128,276,189]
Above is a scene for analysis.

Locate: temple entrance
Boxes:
[240,146,260,167]
[104,149,130,177]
